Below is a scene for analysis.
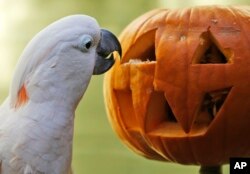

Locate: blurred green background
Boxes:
[1,0,250,173]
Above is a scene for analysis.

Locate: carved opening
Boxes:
[166,104,177,123]
[200,88,231,120]
[122,29,156,64]
[192,31,232,64]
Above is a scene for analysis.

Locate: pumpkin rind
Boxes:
[104,6,250,165]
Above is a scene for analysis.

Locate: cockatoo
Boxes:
[0,15,121,174]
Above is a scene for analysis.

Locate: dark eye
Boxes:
[79,35,93,52]
[85,40,92,49]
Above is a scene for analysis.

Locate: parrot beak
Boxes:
[93,29,122,75]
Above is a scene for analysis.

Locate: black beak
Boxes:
[93,29,122,75]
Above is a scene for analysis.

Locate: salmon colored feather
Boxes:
[15,85,29,108]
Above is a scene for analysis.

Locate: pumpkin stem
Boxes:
[199,166,222,174]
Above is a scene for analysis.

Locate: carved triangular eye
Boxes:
[192,31,230,64]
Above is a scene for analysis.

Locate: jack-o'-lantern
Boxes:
[104,6,250,172]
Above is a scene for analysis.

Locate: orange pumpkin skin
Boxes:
[104,6,250,166]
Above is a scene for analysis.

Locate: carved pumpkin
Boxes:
[104,6,250,166]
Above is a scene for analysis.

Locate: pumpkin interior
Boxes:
[201,88,231,119]
[192,30,233,64]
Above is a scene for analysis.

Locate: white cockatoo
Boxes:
[0,15,121,174]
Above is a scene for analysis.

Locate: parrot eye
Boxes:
[79,35,93,52]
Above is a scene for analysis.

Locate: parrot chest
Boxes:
[0,102,74,174]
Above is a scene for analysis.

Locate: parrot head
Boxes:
[9,15,121,108]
